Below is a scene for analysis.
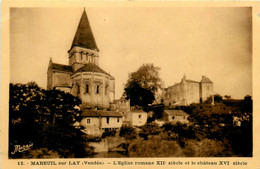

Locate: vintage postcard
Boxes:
[1,1,260,169]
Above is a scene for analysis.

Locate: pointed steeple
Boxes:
[69,9,99,52]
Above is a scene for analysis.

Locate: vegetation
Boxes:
[102,129,117,138]
[124,63,162,107]
[125,94,252,157]
[119,125,137,140]
[9,82,94,158]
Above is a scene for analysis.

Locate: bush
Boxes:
[101,129,116,138]
[139,122,161,140]
[183,139,233,157]
[119,125,137,140]
[128,136,182,157]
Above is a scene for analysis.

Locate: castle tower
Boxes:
[68,9,99,72]
[200,76,214,102]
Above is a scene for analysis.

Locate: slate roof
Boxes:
[81,110,122,117]
[69,10,99,52]
[130,110,147,113]
[201,76,213,83]
[51,63,73,73]
[81,110,99,117]
[74,63,114,78]
[98,111,122,117]
[186,79,199,83]
[164,110,189,116]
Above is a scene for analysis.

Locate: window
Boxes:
[96,85,100,94]
[76,84,80,97]
[183,116,185,120]
[106,117,109,124]
[86,84,89,94]
[86,53,89,61]
[139,115,142,119]
[117,118,120,123]
[172,116,175,120]
[80,51,83,60]
[87,119,90,124]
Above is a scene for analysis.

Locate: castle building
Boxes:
[163,75,213,106]
[47,9,115,108]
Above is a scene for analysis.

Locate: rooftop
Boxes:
[164,110,189,116]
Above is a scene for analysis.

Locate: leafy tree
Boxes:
[119,125,137,140]
[205,94,223,104]
[139,122,162,140]
[9,82,93,158]
[124,64,163,107]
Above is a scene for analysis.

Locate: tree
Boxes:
[124,63,163,107]
[9,82,93,158]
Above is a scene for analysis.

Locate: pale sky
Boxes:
[10,7,252,99]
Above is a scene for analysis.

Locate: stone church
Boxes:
[163,75,214,106]
[47,9,115,108]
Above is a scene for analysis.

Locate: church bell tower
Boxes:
[68,9,100,72]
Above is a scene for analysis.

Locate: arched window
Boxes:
[86,52,89,62]
[86,84,89,94]
[80,51,83,60]
[96,85,100,94]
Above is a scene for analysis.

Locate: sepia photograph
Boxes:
[8,6,253,159]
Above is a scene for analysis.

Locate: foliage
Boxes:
[183,139,233,157]
[139,122,162,140]
[119,125,137,140]
[124,63,162,107]
[101,129,117,138]
[204,94,223,104]
[9,82,93,158]
[128,136,182,157]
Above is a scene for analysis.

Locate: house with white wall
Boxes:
[164,110,189,124]
[126,110,148,127]
[80,109,122,136]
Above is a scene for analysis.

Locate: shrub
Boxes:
[101,129,116,138]
[128,136,183,157]
[183,139,233,157]
[119,125,137,140]
[139,122,162,140]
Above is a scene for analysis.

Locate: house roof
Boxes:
[81,110,99,117]
[69,10,99,52]
[81,109,122,117]
[98,111,122,117]
[51,63,73,73]
[130,110,146,113]
[164,110,189,116]
[201,76,213,83]
[74,63,114,78]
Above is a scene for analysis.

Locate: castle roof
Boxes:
[201,76,213,83]
[74,63,114,78]
[51,63,73,73]
[69,10,99,52]
[186,79,199,83]
[164,110,189,116]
